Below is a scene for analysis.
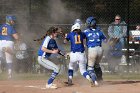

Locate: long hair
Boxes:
[34,26,58,41]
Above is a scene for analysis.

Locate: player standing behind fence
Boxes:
[83,16,107,82]
[38,26,62,89]
[0,15,19,79]
[64,23,98,86]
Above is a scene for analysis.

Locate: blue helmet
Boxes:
[6,15,16,22]
[86,16,96,26]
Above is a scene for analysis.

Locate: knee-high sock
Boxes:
[48,72,58,84]
[68,69,73,79]
[87,66,97,81]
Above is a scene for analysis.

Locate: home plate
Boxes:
[25,85,47,89]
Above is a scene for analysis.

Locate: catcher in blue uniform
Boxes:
[83,16,107,82]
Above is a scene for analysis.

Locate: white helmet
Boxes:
[71,23,81,32]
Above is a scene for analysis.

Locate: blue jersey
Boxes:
[38,36,58,58]
[83,27,106,48]
[0,23,16,41]
[66,32,85,52]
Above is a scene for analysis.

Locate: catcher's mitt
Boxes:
[108,38,120,47]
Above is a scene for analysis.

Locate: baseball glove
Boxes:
[108,38,120,47]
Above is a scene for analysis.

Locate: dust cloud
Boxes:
[0,0,81,49]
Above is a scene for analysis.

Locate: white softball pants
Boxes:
[69,52,87,75]
[0,40,14,63]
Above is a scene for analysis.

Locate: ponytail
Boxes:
[33,33,47,41]
[34,26,58,42]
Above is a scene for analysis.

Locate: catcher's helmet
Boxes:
[71,23,81,32]
[86,16,96,27]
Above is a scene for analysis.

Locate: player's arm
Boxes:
[42,37,58,54]
[64,33,70,43]
[82,32,87,47]
[12,33,19,40]
[41,46,58,54]
[10,26,19,40]
[101,31,107,43]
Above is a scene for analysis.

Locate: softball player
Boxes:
[83,16,107,81]
[72,19,82,76]
[64,23,97,86]
[0,15,19,79]
[38,26,62,89]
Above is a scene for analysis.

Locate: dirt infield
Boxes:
[0,78,140,93]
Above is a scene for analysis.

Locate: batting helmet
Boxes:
[86,16,96,27]
[6,15,16,23]
[74,19,82,25]
[71,23,81,32]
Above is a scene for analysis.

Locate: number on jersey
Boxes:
[75,35,81,44]
[2,27,8,35]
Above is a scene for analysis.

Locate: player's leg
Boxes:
[68,61,78,85]
[78,53,92,82]
[78,52,90,79]
[68,52,77,85]
[78,52,98,86]
[87,47,97,82]
[73,62,79,76]
[0,53,3,73]
[0,43,4,73]
[94,47,103,81]
[38,56,59,89]
[5,52,13,79]
[4,41,14,79]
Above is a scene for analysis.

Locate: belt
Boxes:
[72,51,84,53]
[0,40,13,41]
[89,45,101,48]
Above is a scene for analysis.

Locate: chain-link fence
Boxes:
[0,0,140,74]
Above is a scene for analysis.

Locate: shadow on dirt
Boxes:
[104,80,140,85]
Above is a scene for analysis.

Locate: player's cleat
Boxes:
[87,78,94,87]
[68,78,73,86]
[94,81,99,86]
[52,84,57,86]
[46,84,57,89]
